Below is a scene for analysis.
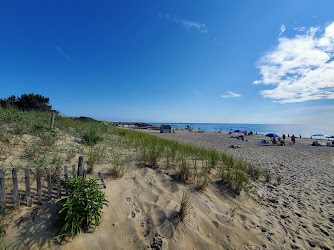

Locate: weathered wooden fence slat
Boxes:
[47,168,52,200]
[98,172,106,188]
[64,165,68,182]
[36,168,42,205]
[2,156,107,209]
[25,168,32,207]
[78,156,85,178]
[56,166,61,199]
[0,168,5,211]
[72,164,76,178]
[12,168,19,208]
[50,112,55,129]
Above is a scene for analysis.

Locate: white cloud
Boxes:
[278,24,285,37]
[181,20,208,33]
[56,46,71,61]
[254,21,334,103]
[159,13,208,33]
[220,91,241,98]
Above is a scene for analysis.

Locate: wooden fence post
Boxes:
[12,168,19,208]
[64,165,68,182]
[50,112,55,129]
[56,166,61,199]
[36,168,42,204]
[0,168,5,211]
[98,172,106,188]
[25,168,32,207]
[78,156,85,178]
[47,168,52,200]
[72,164,76,178]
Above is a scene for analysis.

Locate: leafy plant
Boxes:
[56,177,109,241]
[82,130,104,146]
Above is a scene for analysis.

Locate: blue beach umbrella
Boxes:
[234,129,245,133]
[266,133,279,138]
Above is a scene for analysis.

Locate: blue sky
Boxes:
[1,0,334,124]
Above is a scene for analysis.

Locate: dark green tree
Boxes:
[0,93,52,111]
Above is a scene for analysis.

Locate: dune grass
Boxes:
[0,107,271,195]
[179,190,192,221]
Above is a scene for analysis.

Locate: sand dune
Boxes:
[3,130,334,249]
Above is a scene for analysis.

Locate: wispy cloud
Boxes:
[278,24,285,38]
[220,91,241,98]
[254,21,334,103]
[181,20,208,33]
[56,46,71,61]
[159,13,208,33]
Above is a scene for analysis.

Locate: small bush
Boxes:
[82,130,104,146]
[56,177,109,241]
[32,123,45,134]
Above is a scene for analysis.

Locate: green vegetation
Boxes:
[56,177,109,241]
[0,104,269,194]
[0,93,53,112]
[276,174,282,185]
[179,190,192,221]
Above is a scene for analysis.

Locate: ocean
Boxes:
[151,123,334,139]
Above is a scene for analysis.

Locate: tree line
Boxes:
[0,93,54,112]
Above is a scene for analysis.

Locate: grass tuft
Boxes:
[179,190,191,221]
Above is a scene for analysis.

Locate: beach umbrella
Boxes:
[266,133,279,138]
[234,129,245,133]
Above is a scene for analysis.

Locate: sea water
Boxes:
[151,123,334,139]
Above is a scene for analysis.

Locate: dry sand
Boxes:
[3,129,334,249]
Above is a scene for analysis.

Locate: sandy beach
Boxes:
[2,129,334,249]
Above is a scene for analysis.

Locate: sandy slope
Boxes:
[3,130,334,249]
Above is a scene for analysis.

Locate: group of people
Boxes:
[271,134,296,145]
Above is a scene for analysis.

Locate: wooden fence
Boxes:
[0,156,106,212]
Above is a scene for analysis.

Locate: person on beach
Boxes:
[283,134,286,140]
[291,135,296,144]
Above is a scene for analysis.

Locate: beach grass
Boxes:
[179,190,192,221]
[0,107,270,194]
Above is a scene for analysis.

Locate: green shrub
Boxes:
[56,177,109,241]
[82,130,104,146]
[32,123,45,134]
